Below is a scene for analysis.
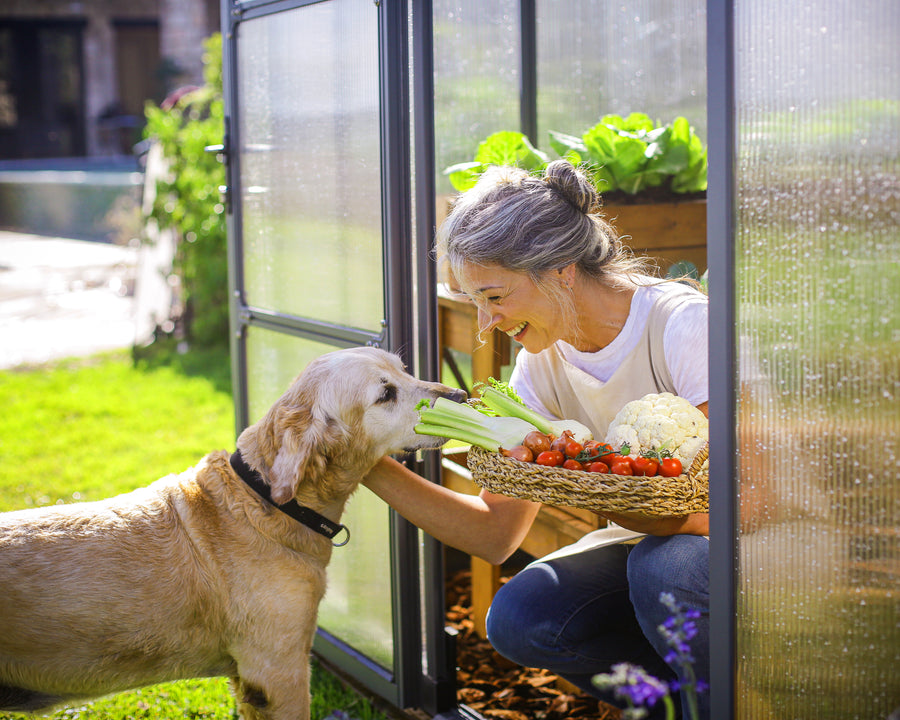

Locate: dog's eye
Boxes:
[376,382,397,404]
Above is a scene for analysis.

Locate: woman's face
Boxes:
[453,262,571,353]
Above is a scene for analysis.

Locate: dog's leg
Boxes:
[231,669,310,720]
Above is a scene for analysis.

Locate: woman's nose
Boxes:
[477,306,502,332]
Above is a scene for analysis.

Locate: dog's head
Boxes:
[236,346,466,505]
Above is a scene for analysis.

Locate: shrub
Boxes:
[143,34,228,349]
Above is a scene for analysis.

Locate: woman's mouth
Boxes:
[505,321,527,339]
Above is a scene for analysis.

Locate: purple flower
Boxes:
[593,663,670,711]
[592,594,708,720]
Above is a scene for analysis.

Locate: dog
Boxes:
[0,346,466,719]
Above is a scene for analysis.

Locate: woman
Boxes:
[363,160,709,720]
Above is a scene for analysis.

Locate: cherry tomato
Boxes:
[659,458,683,477]
[607,454,631,470]
[564,440,584,458]
[536,450,565,467]
[632,456,659,477]
[562,458,585,471]
[587,461,610,473]
[610,460,633,475]
[595,444,617,462]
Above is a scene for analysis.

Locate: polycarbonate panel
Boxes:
[733,2,900,718]
[432,0,520,195]
[236,1,384,331]
[245,328,394,669]
[536,0,707,143]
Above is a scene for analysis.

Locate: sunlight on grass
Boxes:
[0,350,235,511]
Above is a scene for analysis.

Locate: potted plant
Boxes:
[442,113,708,275]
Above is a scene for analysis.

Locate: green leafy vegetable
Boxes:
[446,114,707,197]
[445,131,549,191]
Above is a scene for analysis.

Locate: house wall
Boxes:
[0,0,219,158]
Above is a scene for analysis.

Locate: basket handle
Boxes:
[687,441,709,478]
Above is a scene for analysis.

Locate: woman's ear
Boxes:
[558,263,577,289]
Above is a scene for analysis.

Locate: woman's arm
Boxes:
[362,456,542,565]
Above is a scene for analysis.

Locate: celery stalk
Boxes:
[415,396,539,451]
[479,387,594,444]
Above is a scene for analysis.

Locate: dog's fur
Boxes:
[0,346,465,719]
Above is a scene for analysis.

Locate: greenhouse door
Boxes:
[219,0,456,714]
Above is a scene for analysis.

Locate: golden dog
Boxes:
[0,346,465,719]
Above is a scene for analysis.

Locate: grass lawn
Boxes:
[0,346,390,720]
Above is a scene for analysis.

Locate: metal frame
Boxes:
[518,0,537,144]
[220,0,449,710]
[412,0,463,714]
[706,0,736,716]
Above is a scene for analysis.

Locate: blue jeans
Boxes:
[485,535,709,720]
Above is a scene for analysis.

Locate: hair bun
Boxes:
[543,159,600,214]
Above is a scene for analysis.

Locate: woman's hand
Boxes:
[598,511,709,536]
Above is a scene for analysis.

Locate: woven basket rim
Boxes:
[465,442,709,516]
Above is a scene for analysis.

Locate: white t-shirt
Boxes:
[510,283,709,417]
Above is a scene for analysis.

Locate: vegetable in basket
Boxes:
[603,392,708,468]
[414,379,593,452]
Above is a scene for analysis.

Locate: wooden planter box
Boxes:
[603,198,707,275]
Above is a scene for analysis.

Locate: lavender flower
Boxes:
[657,591,704,719]
[592,592,707,720]
[595,662,669,706]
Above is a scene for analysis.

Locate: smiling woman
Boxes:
[437,162,656,355]
[363,159,711,720]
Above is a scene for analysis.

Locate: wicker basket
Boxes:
[466,443,709,516]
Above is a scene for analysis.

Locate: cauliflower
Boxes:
[604,392,708,466]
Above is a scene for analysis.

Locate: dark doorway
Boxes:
[0,20,85,159]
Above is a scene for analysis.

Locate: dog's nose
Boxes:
[443,388,468,403]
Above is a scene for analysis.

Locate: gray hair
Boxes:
[435,160,652,338]
[436,159,649,285]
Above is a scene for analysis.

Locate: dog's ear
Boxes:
[268,404,340,505]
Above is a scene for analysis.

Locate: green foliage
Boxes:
[446,112,708,197]
[143,33,228,349]
[444,130,548,193]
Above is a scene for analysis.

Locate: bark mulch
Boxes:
[446,569,622,720]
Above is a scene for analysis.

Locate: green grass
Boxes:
[0,347,390,720]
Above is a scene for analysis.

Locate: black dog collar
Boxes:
[229,450,350,547]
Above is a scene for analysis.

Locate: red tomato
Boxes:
[562,458,584,471]
[536,450,565,467]
[587,461,610,474]
[564,440,584,458]
[595,444,617,462]
[632,456,659,477]
[608,454,637,473]
[610,460,633,475]
[659,458,683,477]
